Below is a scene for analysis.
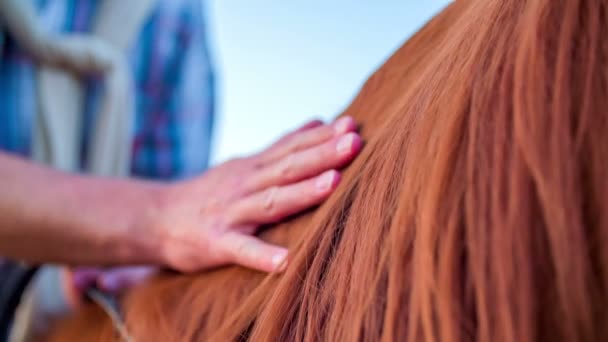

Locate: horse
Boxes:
[48,0,608,340]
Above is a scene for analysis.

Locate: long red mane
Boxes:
[50,1,608,340]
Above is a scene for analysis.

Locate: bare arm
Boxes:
[0,117,362,272]
[0,151,164,266]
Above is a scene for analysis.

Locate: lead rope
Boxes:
[85,288,133,342]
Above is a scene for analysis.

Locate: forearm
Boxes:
[0,152,165,266]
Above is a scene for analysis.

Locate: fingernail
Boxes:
[272,251,288,272]
[336,134,355,154]
[333,116,353,135]
[316,170,337,192]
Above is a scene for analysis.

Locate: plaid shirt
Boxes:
[0,0,215,180]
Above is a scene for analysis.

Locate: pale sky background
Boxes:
[205,1,452,164]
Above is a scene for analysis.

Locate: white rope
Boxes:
[86,288,133,342]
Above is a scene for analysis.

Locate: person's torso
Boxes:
[0,0,215,179]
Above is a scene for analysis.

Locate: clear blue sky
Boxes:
[206,1,452,163]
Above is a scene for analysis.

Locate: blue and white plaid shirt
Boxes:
[0,0,215,180]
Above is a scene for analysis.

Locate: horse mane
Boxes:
[49,0,608,340]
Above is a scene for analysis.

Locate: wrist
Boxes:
[125,180,172,267]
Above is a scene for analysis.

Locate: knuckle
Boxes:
[276,154,295,181]
[263,186,280,219]
[285,134,307,154]
[239,177,256,195]
[234,240,250,258]
[249,156,265,170]
[233,239,258,261]
[239,152,266,169]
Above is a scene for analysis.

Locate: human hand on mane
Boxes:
[155,116,361,273]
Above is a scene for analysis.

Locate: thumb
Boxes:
[220,233,289,273]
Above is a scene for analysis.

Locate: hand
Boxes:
[154,117,362,273]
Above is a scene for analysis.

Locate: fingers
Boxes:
[258,116,357,165]
[230,169,340,225]
[294,119,324,132]
[247,132,362,192]
[218,232,288,273]
[97,266,157,293]
[259,119,329,163]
